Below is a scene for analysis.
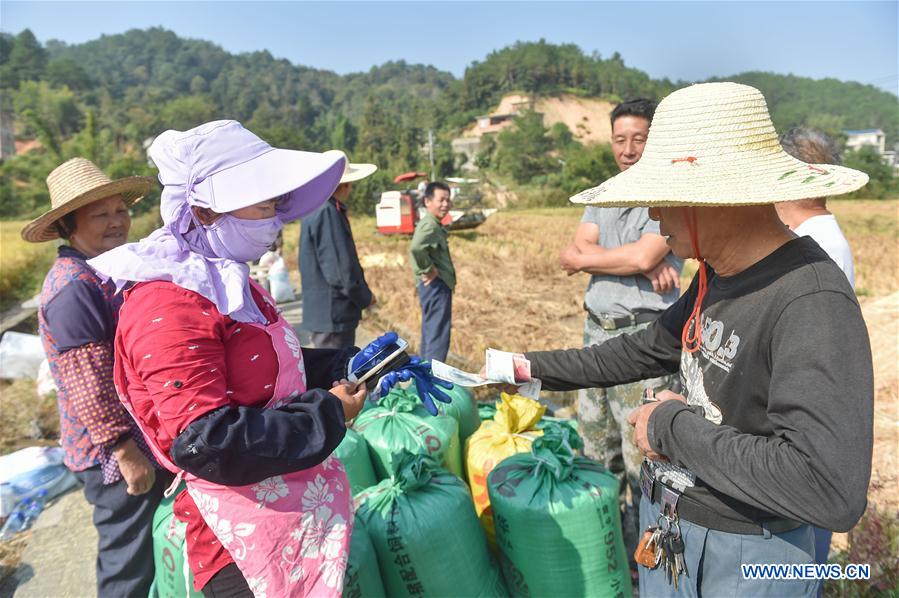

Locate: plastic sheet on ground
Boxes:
[0,331,46,380]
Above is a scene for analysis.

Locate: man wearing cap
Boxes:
[498,83,873,595]
[23,158,166,597]
[558,98,683,564]
[300,155,378,349]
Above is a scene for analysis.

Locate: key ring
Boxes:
[656,513,672,533]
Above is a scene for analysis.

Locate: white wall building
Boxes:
[844,129,886,154]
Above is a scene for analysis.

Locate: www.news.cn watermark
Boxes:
[742,563,871,581]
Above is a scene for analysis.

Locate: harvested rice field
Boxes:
[284,199,898,512]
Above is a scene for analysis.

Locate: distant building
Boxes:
[843,129,899,173]
[451,95,540,171]
[844,129,886,154]
[0,112,16,161]
[473,95,538,136]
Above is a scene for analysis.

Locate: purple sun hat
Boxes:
[149,120,346,222]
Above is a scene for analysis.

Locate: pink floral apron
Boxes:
[118,284,352,598]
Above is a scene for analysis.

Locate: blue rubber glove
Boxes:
[378,357,454,416]
[348,331,400,380]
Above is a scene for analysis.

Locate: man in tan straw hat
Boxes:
[488,82,873,596]
[23,157,168,597]
[300,152,378,348]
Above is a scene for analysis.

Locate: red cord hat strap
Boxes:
[681,207,708,354]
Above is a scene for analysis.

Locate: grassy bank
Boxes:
[0,212,161,312]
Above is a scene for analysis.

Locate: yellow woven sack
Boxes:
[465,393,545,547]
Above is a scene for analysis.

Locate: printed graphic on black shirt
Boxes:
[698,314,741,374]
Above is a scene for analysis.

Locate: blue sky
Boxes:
[3,1,897,94]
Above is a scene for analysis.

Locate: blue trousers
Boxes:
[417,279,452,362]
[75,466,167,598]
[638,495,819,597]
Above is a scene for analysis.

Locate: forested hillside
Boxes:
[1,29,896,217]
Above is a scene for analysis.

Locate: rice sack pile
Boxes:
[488,424,631,598]
[333,428,378,496]
[355,452,506,597]
[342,517,386,598]
[465,393,545,545]
[354,389,462,480]
[151,482,203,597]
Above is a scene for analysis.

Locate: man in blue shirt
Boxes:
[300,157,378,348]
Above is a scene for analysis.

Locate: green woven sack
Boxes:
[355,453,507,598]
[384,381,481,444]
[333,428,378,496]
[488,424,632,598]
[150,482,203,598]
[342,518,386,598]
[354,391,462,480]
[536,415,578,434]
[478,402,497,422]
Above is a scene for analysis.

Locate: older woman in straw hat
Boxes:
[495,83,873,596]
[22,157,166,597]
[86,120,452,597]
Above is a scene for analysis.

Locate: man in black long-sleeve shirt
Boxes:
[300,156,378,348]
[508,83,873,596]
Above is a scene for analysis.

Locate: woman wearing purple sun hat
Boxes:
[89,120,452,597]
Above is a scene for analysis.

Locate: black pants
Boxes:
[417,279,452,361]
[310,329,356,349]
[74,466,167,598]
[201,563,253,598]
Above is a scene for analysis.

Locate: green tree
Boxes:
[45,57,91,90]
[159,95,218,130]
[494,111,555,183]
[2,29,47,88]
[13,80,82,141]
[844,146,898,198]
[559,142,619,194]
[474,134,496,169]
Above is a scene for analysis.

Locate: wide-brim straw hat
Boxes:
[571,82,869,207]
[336,155,377,184]
[21,158,155,243]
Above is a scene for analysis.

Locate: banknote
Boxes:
[430,356,541,400]
[430,360,491,387]
[485,349,531,384]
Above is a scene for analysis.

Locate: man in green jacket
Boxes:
[410,181,455,361]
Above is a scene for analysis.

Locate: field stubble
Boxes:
[0,201,893,585]
[0,200,895,510]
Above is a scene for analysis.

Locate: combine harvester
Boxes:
[375,172,495,235]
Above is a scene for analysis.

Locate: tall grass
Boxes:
[0,221,58,312]
[0,212,161,312]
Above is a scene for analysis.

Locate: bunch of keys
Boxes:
[641,388,658,405]
[634,514,688,588]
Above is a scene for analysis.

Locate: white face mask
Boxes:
[204,214,282,262]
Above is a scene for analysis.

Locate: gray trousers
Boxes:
[638,495,819,597]
[74,466,167,598]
